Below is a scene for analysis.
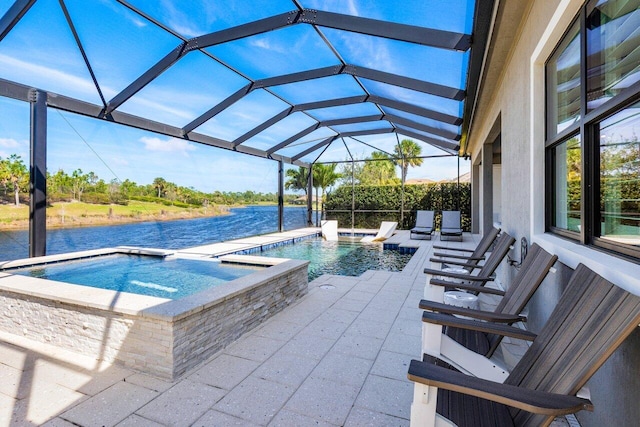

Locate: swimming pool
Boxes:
[8,254,263,299]
[0,248,308,379]
[251,238,413,280]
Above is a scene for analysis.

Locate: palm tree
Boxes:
[394,139,423,184]
[285,166,309,195]
[312,163,341,223]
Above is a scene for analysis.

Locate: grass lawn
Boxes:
[0,201,229,230]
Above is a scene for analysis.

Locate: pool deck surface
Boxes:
[0,229,482,426]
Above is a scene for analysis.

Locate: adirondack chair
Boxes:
[440,210,463,241]
[411,210,435,240]
[419,244,557,377]
[423,232,515,289]
[408,263,640,427]
[430,227,501,272]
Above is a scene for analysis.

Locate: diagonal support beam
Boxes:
[266,123,321,155]
[291,135,339,162]
[384,114,460,140]
[183,83,253,134]
[253,65,343,89]
[0,0,35,42]
[299,9,471,51]
[395,127,460,152]
[340,127,396,138]
[346,65,465,100]
[369,95,462,125]
[233,106,294,147]
[320,114,383,127]
[106,43,187,115]
[292,95,368,112]
[185,11,301,51]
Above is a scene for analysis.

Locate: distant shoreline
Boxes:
[0,202,306,232]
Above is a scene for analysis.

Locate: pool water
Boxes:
[260,238,413,281]
[10,254,263,299]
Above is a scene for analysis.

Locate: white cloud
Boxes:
[249,37,287,54]
[0,137,21,149]
[140,136,196,156]
[0,54,99,100]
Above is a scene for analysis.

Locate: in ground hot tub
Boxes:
[0,247,308,379]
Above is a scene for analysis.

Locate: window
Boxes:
[552,135,582,233]
[598,101,640,250]
[546,0,640,260]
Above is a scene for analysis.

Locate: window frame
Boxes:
[545,1,640,262]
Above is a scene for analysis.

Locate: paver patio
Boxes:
[0,231,483,426]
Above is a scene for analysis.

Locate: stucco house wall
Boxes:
[466,0,640,425]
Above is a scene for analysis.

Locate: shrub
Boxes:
[325,183,471,230]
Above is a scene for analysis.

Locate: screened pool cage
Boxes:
[0,0,493,256]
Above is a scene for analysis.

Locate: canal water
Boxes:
[0,206,311,261]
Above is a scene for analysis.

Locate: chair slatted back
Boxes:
[506,264,640,426]
[475,232,515,279]
[485,244,558,356]
[469,227,501,261]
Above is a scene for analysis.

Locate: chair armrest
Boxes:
[422,311,537,341]
[428,278,505,295]
[424,268,493,283]
[432,245,475,253]
[429,258,484,269]
[433,252,485,261]
[419,300,525,323]
[407,360,594,415]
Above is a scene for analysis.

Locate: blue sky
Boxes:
[0,0,472,193]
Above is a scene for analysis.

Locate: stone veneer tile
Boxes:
[136,380,225,426]
[61,381,157,427]
[189,354,260,390]
[283,376,359,426]
[214,376,294,425]
[354,375,412,420]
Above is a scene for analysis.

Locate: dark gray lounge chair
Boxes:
[420,243,558,358]
[430,227,501,272]
[408,263,640,427]
[440,210,463,241]
[423,232,515,291]
[410,210,435,240]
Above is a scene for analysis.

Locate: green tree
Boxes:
[394,139,423,184]
[359,151,398,185]
[285,166,310,195]
[153,177,167,198]
[312,163,341,221]
[70,169,91,201]
[0,154,28,205]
